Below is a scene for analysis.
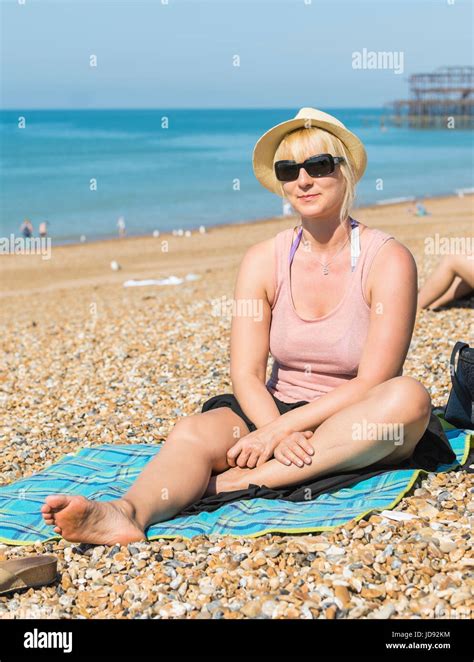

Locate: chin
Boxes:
[294,200,326,215]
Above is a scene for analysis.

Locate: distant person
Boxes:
[418,254,474,310]
[282,199,294,216]
[408,201,430,217]
[39,221,49,238]
[20,218,33,238]
[415,202,430,217]
[117,216,126,238]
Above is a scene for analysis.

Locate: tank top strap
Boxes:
[358,228,395,302]
[271,228,293,310]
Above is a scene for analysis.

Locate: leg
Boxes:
[423,276,473,310]
[418,255,474,310]
[212,376,432,493]
[41,407,250,544]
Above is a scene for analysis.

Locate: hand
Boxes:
[273,430,315,467]
[227,425,292,469]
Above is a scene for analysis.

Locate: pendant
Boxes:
[322,266,329,275]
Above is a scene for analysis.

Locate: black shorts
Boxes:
[200,392,456,471]
[201,391,308,433]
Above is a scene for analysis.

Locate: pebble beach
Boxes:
[0,193,473,620]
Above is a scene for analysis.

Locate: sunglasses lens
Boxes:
[306,155,333,177]
[275,155,339,181]
[275,163,299,181]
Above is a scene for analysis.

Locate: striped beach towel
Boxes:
[0,419,471,545]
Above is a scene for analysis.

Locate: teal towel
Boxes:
[0,426,471,544]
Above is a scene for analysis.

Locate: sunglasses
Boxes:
[274,153,345,182]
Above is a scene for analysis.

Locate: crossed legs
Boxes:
[41,376,431,545]
[209,376,431,495]
[41,408,251,545]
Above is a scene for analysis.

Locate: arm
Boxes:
[229,238,282,429]
[269,239,419,434]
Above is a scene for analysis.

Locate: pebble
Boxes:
[334,585,351,608]
[437,537,457,553]
[371,603,396,619]
[419,503,439,518]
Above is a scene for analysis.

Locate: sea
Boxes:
[0,108,473,244]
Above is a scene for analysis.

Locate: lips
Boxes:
[299,194,320,200]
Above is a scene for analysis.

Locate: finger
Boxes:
[237,448,251,468]
[227,441,243,459]
[274,449,292,466]
[289,443,311,465]
[296,437,315,457]
[227,442,243,467]
[246,451,260,469]
[285,448,305,467]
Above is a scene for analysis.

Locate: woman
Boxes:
[42,107,448,545]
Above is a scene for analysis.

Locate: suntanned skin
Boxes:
[41,147,432,545]
[417,255,473,310]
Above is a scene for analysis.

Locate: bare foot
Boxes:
[204,466,256,497]
[41,495,146,545]
[203,475,218,497]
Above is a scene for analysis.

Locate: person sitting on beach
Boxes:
[417,254,473,310]
[415,202,429,217]
[42,107,445,545]
[20,218,33,239]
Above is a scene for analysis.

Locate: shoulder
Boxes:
[371,235,416,273]
[237,229,288,300]
[359,223,415,267]
[239,227,293,266]
[239,235,275,272]
[364,229,417,305]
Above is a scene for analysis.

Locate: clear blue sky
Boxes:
[1,0,472,109]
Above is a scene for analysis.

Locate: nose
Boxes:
[296,165,314,188]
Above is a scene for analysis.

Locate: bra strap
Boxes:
[289,218,361,270]
[350,217,360,272]
[288,226,303,265]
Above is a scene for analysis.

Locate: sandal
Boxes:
[0,555,58,595]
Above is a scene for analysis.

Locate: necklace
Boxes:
[297,224,351,276]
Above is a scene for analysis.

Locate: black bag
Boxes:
[445,341,474,429]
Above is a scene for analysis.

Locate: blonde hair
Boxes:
[273,127,357,225]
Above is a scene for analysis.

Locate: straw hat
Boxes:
[252,107,367,196]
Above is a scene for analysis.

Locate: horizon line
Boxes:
[0,105,385,112]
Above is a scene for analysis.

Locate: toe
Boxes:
[45,494,71,510]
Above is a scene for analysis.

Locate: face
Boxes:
[281,152,346,220]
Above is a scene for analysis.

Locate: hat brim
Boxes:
[252,117,367,196]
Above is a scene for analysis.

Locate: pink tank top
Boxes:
[265,221,395,403]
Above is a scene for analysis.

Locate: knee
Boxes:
[168,414,209,450]
[439,254,457,272]
[369,376,431,423]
